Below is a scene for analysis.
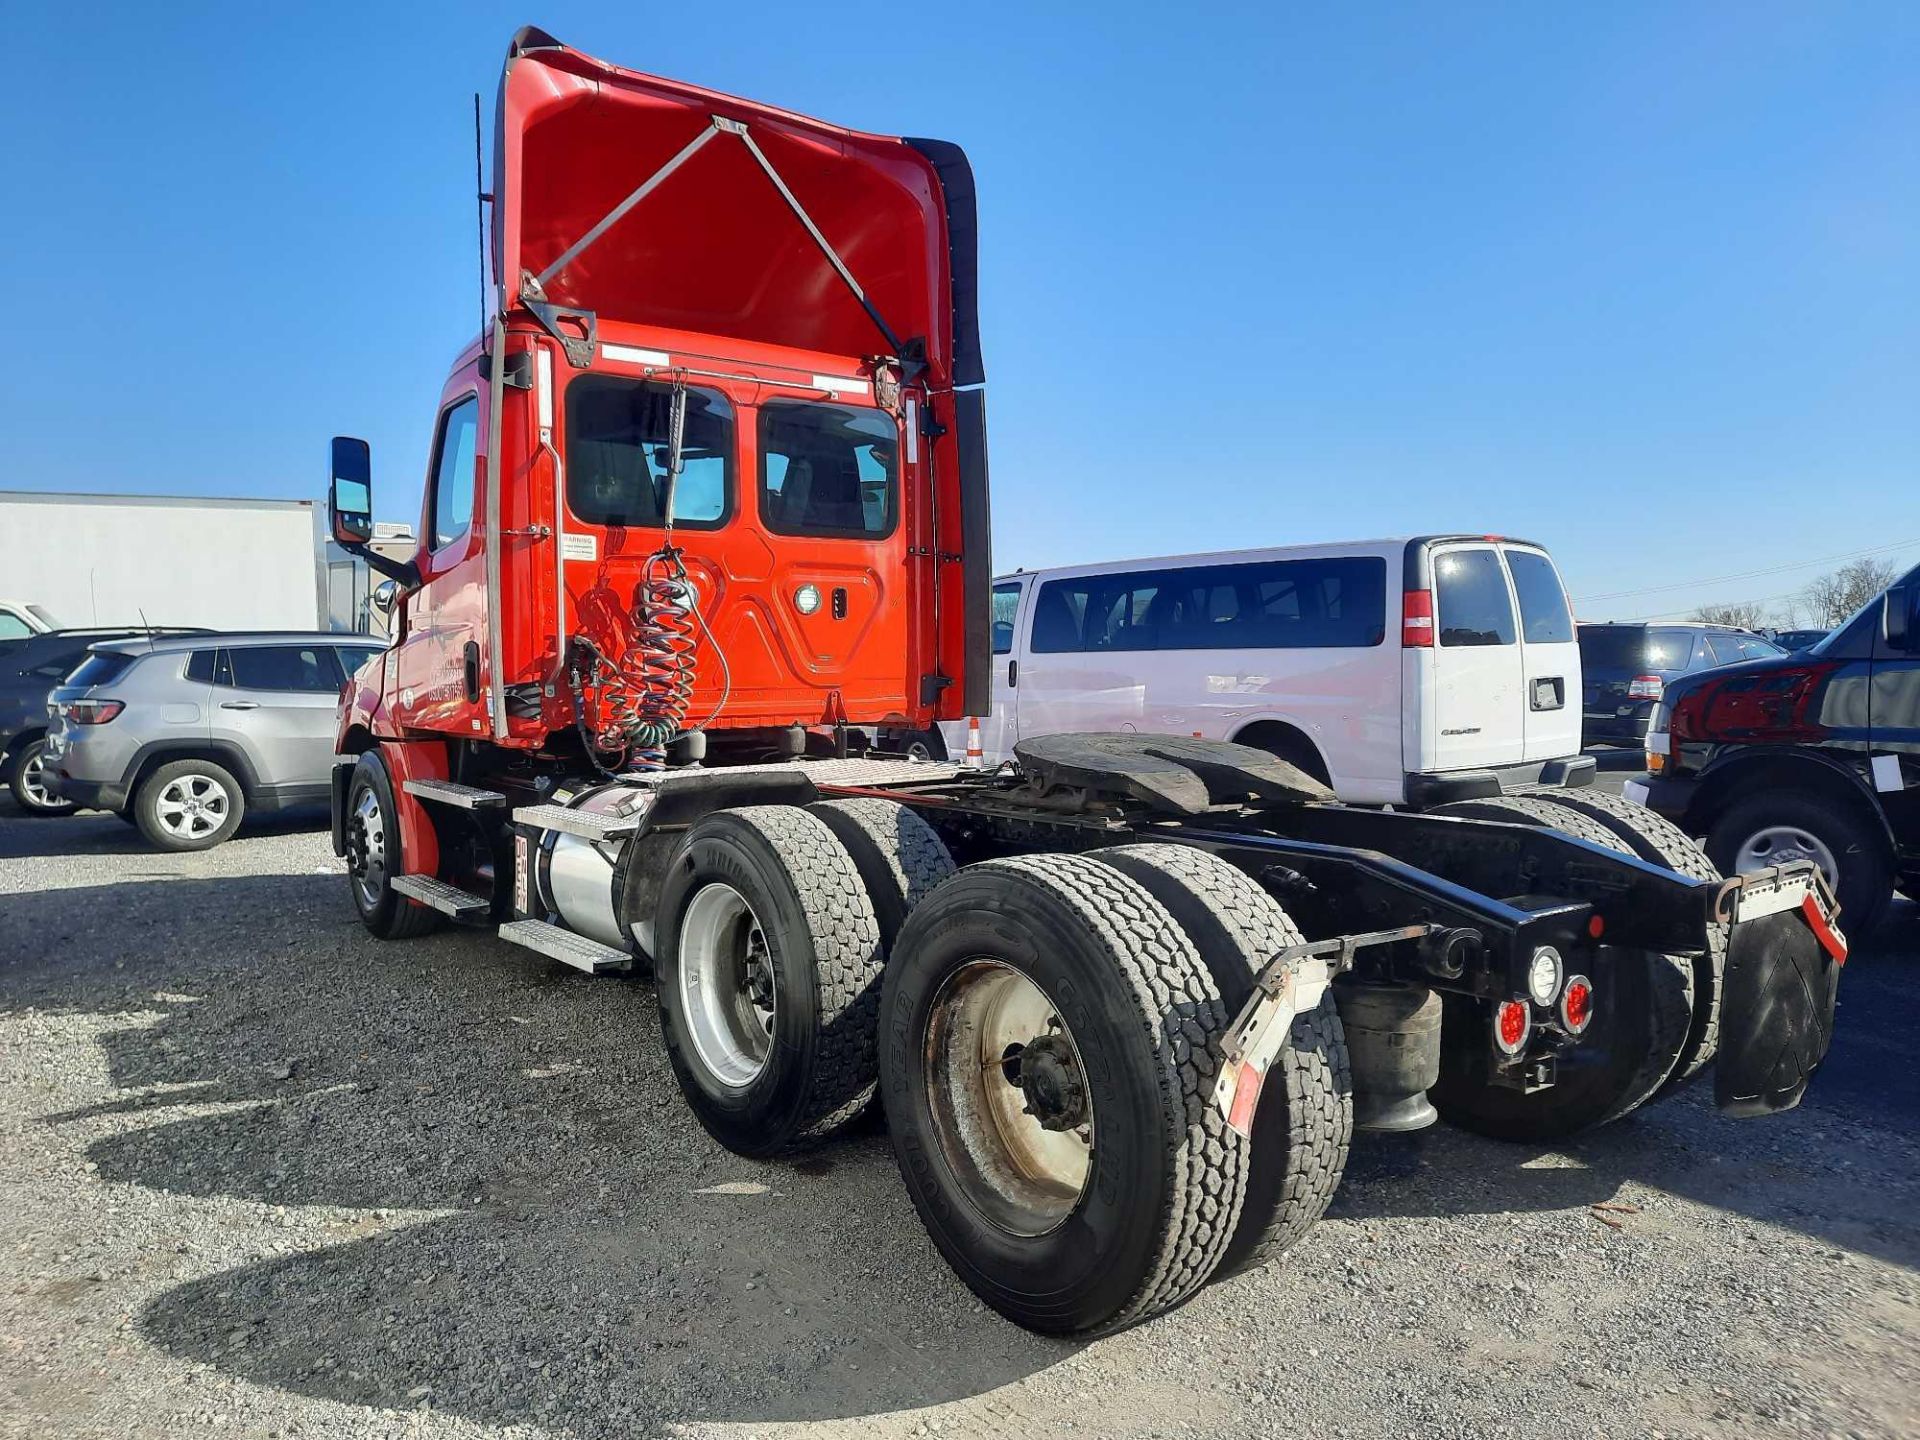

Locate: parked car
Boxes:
[0,627,207,815]
[1634,565,1920,934]
[43,631,386,850]
[1577,622,1786,747]
[0,600,62,639]
[1770,627,1830,652]
[936,536,1592,807]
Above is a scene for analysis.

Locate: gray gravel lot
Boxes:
[2,802,1917,1440]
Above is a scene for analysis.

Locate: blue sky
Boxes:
[2,2,1914,622]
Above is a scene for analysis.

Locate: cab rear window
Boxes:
[759,400,898,539]
[566,377,731,529]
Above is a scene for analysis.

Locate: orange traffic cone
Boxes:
[965,716,985,770]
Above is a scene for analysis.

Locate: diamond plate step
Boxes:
[497,919,631,974]
[404,779,507,809]
[512,803,642,841]
[391,874,492,920]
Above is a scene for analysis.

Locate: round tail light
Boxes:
[1493,999,1531,1056]
[1560,976,1594,1035]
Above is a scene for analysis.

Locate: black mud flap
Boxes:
[1714,908,1841,1116]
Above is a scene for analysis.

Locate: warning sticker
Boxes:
[561,532,598,562]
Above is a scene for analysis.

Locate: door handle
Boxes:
[220,701,260,711]
[1008,660,1019,688]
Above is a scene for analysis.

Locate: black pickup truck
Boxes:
[1635,565,1920,935]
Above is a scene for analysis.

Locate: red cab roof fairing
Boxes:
[492,27,983,388]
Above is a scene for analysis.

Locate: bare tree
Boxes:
[1800,556,1900,628]
[1692,600,1770,629]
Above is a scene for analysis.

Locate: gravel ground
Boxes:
[2,804,1917,1440]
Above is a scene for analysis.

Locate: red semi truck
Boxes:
[326,28,1846,1335]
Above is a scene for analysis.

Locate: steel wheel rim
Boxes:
[924,959,1094,1237]
[19,748,70,811]
[678,882,777,1090]
[155,773,229,839]
[345,785,387,907]
[1735,824,1840,887]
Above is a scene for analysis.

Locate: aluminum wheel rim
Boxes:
[678,882,777,1090]
[155,773,229,840]
[346,785,387,907]
[924,960,1094,1238]
[18,748,70,811]
[1735,824,1840,887]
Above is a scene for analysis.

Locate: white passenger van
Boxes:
[941,536,1592,808]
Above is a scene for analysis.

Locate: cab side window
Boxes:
[991,583,1022,655]
[430,396,481,552]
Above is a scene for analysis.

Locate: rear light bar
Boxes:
[1627,674,1663,701]
[1402,589,1434,647]
[63,700,123,725]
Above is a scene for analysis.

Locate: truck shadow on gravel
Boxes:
[3,873,1075,1432]
[3,871,1916,1432]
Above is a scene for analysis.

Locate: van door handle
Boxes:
[1008,660,1019,688]
[219,701,259,710]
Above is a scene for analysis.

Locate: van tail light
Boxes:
[64,700,124,725]
[1627,675,1663,701]
[1402,589,1434,648]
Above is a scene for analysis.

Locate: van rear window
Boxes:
[1433,549,1515,647]
[1029,557,1386,653]
[1504,549,1573,643]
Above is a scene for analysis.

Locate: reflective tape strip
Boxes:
[602,344,671,367]
[812,374,870,396]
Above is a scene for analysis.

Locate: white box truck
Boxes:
[0,491,380,633]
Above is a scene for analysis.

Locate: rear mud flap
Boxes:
[1714,908,1841,1116]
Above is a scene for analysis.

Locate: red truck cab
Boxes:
[334,27,988,766]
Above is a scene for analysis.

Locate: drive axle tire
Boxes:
[344,753,441,940]
[657,806,883,1157]
[1089,843,1350,1280]
[1427,797,1693,1141]
[8,738,77,816]
[134,758,245,852]
[805,798,955,953]
[1526,788,1726,1090]
[880,853,1247,1336]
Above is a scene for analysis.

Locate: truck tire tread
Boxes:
[1087,843,1349,1279]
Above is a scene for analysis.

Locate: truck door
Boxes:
[1501,545,1581,763]
[1426,544,1523,772]
[394,385,486,733]
[209,643,344,799]
[977,578,1028,761]
[1869,577,1920,852]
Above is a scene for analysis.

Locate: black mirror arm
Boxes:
[340,540,420,590]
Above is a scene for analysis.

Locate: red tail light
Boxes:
[1402,589,1434,648]
[1559,976,1594,1034]
[1668,661,1838,747]
[1493,999,1531,1056]
[64,700,124,725]
[1627,674,1663,701]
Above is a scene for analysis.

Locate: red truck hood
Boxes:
[495,28,982,386]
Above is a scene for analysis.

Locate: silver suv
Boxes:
[43,632,384,850]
